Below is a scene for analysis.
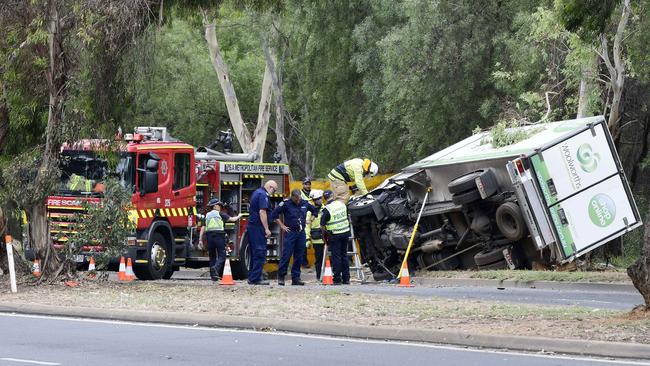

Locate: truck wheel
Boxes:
[473,247,506,266]
[496,202,526,241]
[133,232,170,280]
[451,189,482,205]
[448,169,498,196]
[348,196,376,217]
[162,266,178,280]
[230,237,250,280]
[479,258,508,270]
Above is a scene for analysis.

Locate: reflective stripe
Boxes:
[171,208,178,216]
[325,201,349,234]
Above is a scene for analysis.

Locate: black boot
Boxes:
[278,276,285,286]
[210,267,219,281]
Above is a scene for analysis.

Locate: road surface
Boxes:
[0,313,648,366]
[164,270,642,311]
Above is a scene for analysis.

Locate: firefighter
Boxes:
[300,177,312,201]
[246,180,278,285]
[300,177,312,268]
[68,173,92,192]
[327,158,378,201]
[320,190,351,285]
[271,189,319,285]
[199,199,243,281]
[306,189,325,280]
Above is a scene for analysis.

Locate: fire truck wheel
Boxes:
[162,266,177,279]
[230,237,250,280]
[134,232,171,280]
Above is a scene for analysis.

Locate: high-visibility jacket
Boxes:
[205,210,225,232]
[324,200,350,235]
[327,158,368,195]
[301,189,310,201]
[69,174,92,192]
[306,206,324,245]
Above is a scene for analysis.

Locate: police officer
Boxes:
[199,199,243,281]
[320,190,351,285]
[271,189,319,285]
[246,180,278,285]
[306,190,325,280]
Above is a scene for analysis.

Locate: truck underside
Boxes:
[349,168,543,281]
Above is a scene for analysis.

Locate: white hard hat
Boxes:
[369,162,379,177]
[310,189,324,200]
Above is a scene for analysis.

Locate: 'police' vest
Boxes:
[205,210,225,232]
[325,200,350,235]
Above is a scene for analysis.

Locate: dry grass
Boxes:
[0,279,648,344]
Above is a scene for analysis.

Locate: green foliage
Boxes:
[118,14,264,147]
[482,120,545,148]
[554,0,616,38]
[0,147,59,208]
[64,179,134,270]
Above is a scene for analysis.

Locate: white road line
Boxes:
[0,358,60,365]
[0,312,648,365]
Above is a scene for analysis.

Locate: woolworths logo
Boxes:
[588,193,616,227]
[577,143,600,173]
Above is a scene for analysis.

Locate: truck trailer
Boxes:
[349,116,642,280]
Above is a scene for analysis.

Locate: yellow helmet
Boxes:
[363,159,378,176]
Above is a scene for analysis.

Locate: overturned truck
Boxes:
[349,116,642,280]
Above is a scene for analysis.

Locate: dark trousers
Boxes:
[329,232,350,283]
[207,231,226,276]
[313,243,325,280]
[246,225,267,283]
[278,231,306,280]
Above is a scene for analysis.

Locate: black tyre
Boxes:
[496,202,526,241]
[448,169,498,197]
[451,189,482,205]
[230,236,250,280]
[348,196,376,217]
[474,247,506,266]
[162,266,178,280]
[133,232,171,280]
[479,258,509,270]
[448,170,484,194]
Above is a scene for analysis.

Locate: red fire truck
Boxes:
[42,127,290,280]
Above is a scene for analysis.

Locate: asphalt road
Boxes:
[165,270,643,311]
[0,313,648,366]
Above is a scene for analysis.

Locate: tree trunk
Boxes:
[33,0,67,277]
[600,0,631,137]
[203,17,253,153]
[576,55,598,118]
[158,0,164,29]
[627,205,650,310]
[251,64,273,161]
[261,18,289,164]
[0,81,8,152]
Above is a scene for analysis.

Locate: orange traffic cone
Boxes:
[32,259,41,277]
[398,262,414,287]
[118,256,126,281]
[219,258,235,285]
[125,258,135,282]
[322,258,333,285]
[87,256,96,279]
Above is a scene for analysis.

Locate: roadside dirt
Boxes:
[1,279,648,344]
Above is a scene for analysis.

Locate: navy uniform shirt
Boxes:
[271,198,319,232]
[248,187,270,227]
